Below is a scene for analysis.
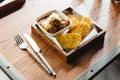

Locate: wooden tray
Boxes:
[31,7,106,62]
[0,0,25,18]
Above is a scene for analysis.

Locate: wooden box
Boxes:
[31,7,106,62]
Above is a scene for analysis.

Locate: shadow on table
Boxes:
[68,33,105,66]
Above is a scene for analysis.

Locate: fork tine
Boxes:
[17,34,24,43]
[14,34,23,45]
[14,35,19,45]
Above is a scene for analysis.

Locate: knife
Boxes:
[24,33,56,77]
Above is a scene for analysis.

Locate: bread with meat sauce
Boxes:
[39,13,69,33]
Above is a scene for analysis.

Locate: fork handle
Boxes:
[36,51,56,77]
[26,48,52,75]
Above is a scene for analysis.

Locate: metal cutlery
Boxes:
[14,34,52,75]
[24,33,56,77]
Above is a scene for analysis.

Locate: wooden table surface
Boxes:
[0,0,120,80]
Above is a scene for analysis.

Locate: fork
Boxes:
[14,34,52,75]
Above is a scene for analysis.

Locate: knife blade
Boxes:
[24,33,56,77]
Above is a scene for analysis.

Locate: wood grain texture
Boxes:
[0,0,120,80]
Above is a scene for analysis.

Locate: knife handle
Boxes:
[26,48,52,75]
[36,51,56,76]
